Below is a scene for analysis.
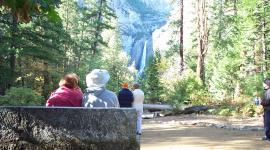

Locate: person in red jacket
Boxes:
[46,73,83,107]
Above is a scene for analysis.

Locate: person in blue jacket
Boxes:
[118,83,134,107]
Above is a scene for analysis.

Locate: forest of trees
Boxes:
[0,0,135,105]
[1,0,270,117]
[142,0,270,116]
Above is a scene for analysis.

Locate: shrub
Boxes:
[207,96,262,117]
[0,87,44,106]
[166,72,210,109]
[240,102,256,117]
[218,108,231,116]
[242,73,264,96]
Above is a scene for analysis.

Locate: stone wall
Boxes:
[0,107,139,150]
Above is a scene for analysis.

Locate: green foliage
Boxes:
[0,0,123,101]
[1,0,270,119]
[166,71,208,108]
[205,0,270,102]
[102,27,136,92]
[240,102,256,117]
[141,50,164,103]
[243,73,264,96]
[0,87,44,106]
[0,0,61,22]
[218,108,231,116]
[206,97,261,117]
[0,5,67,95]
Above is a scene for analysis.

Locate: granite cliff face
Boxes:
[77,0,172,74]
[109,0,172,75]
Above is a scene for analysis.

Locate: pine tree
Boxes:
[88,0,116,55]
[0,1,62,95]
[168,0,184,73]
[142,50,164,103]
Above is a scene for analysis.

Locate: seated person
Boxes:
[118,83,134,107]
[46,73,83,107]
[82,69,119,108]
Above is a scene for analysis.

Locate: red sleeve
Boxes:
[46,94,57,106]
[46,90,61,106]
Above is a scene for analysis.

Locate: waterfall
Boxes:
[78,0,172,78]
[137,40,148,78]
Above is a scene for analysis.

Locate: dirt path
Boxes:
[141,115,267,150]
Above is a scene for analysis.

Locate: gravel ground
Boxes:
[141,114,267,150]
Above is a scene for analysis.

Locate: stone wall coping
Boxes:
[0,106,136,110]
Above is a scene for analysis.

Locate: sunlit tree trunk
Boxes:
[196,0,208,83]
[179,0,184,73]
[257,0,268,73]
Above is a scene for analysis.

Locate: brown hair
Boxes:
[264,78,270,87]
[133,83,141,89]
[61,73,79,89]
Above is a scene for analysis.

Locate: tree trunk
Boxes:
[218,0,223,40]
[196,51,205,82]
[262,0,268,72]
[179,0,184,73]
[262,18,267,72]
[0,56,5,94]
[18,57,24,87]
[63,1,70,73]
[42,62,51,99]
[92,0,104,55]
[77,22,85,69]
[196,0,208,83]
[9,13,18,86]
[233,0,237,15]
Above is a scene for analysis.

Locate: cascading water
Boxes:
[110,0,172,77]
[137,40,148,78]
[78,0,172,76]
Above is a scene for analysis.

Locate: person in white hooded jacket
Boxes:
[132,83,144,135]
[82,69,119,108]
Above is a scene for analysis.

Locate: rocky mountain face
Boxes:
[109,0,172,75]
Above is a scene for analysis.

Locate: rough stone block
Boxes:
[0,106,139,150]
